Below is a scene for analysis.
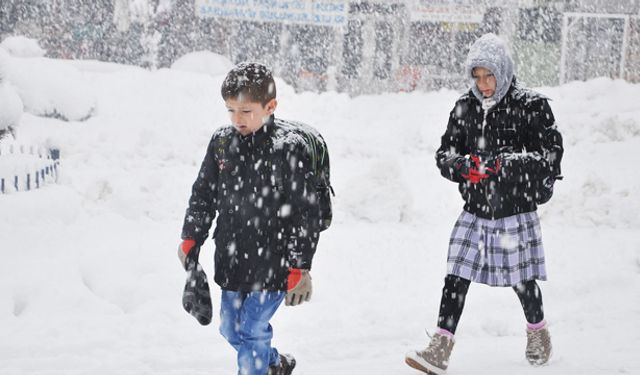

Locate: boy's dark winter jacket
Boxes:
[181,116,320,292]
[436,79,564,219]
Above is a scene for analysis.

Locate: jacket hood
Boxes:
[465,33,514,104]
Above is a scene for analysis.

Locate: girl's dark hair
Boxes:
[221,62,276,106]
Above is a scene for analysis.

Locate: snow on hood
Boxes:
[465,33,514,103]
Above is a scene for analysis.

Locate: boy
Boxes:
[179,62,325,375]
[405,33,563,374]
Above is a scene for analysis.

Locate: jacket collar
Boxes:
[238,115,275,146]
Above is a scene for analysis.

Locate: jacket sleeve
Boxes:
[284,142,320,270]
[181,135,219,246]
[498,99,564,182]
[435,103,469,183]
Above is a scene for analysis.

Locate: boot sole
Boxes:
[284,358,296,375]
[269,357,296,375]
[285,364,295,375]
[405,357,443,375]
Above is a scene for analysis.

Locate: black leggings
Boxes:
[437,275,544,334]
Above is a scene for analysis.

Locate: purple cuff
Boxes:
[527,320,546,331]
[437,328,455,339]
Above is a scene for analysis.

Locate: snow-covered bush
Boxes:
[170,51,233,77]
[0,36,46,58]
[0,50,23,137]
[0,82,23,136]
[1,50,95,122]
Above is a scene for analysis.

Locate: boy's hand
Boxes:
[178,239,197,270]
[286,268,312,306]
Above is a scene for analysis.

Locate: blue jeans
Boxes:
[219,290,285,375]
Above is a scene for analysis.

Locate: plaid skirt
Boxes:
[446,210,547,287]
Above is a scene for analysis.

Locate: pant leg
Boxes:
[437,275,471,335]
[513,279,544,324]
[237,291,286,375]
[219,290,244,352]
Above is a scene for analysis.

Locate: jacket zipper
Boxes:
[482,104,509,219]
[481,98,497,218]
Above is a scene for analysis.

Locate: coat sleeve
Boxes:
[181,134,219,246]
[284,142,320,270]
[498,99,564,182]
[435,103,469,183]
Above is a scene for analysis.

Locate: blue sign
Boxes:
[195,0,348,27]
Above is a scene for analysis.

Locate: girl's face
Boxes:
[472,67,497,98]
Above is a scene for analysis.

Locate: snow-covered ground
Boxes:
[1,54,639,375]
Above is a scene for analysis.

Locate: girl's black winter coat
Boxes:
[436,79,564,219]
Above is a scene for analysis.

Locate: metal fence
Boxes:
[0,143,60,194]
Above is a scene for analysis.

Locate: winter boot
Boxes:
[405,332,454,375]
[268,353,296,375]
[526,324,552,365]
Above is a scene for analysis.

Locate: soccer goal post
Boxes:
[559,12,634,84]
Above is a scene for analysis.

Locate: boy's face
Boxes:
[225,97,277,136]
[472,67,497,98]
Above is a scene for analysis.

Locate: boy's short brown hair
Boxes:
[221,62,276,106]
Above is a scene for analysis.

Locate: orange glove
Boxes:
[178,239,197,270]
[286,268,312,306]
[288,268,302,290]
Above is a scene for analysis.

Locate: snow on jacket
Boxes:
[181,116,320,292]
[436,78,564,219]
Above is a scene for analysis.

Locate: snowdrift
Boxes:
[0,44,95,122]
[170,51,233,77]
[0,79,23,132]
[0,35,46,58]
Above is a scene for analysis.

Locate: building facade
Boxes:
[1,0,638,94]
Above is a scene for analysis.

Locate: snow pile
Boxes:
[0,81,23,133]
[0,46,95,122]
[0,56,638,375]
[0,36,46,58]
[539,78,640,229]
[0,50,23,133]
[171,51,234,77]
